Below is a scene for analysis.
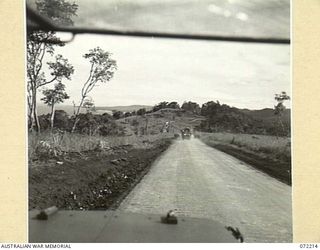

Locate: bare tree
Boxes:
[72,47,117,132]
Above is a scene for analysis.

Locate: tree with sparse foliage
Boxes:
[274,91,290,136]
[27,0,78,132]
[28,52,74,132]
[83,97,95,113]
[41,82,69,130]
[72,47,117,132]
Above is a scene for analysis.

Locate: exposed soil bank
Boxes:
[29,139,173,210]
[205,142,291,185]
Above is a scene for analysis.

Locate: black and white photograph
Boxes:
[26,0,291,243]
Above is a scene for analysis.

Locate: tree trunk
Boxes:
[71,98,85,133]
[73,101,76,115]
[50,103,55,131]
[28,98,34,131]
[71,117,80,133]
[32,89,41,133]
[278,114,286,136]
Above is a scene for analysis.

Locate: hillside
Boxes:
[37,102,290,137]
[241,108,290,124]
[38,104,84,116]
[95,105,153,113]
[197,102,290,136]
[37,104,152,116]
[116,108,205,137]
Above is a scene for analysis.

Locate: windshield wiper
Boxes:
[26,5,290,45]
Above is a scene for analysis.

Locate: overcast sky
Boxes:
[41,34,290,110]
[35,0,290,110]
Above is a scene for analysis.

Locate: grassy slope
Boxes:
[29,108,204,159]
[116,109,205,136]
[241,108,291,127]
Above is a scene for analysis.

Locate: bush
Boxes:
[137,108,146,116]
[54,110,71,130]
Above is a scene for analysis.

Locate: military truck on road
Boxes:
[181,127,191,140]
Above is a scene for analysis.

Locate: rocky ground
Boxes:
[29,138,173,210]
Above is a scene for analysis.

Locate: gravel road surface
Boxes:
[119,138,292,242]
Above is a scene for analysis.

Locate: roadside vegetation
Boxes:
[197,132,291,185]
[28,131,173,161]
[197,132,290,162]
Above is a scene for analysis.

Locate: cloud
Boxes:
[41,35,290,110]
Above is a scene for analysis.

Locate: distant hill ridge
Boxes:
[37,103,290,136]
[95,105,153,112]
[37,104,153,116]
[38,104,290,119]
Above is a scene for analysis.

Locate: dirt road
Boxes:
[119,138,292,242]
